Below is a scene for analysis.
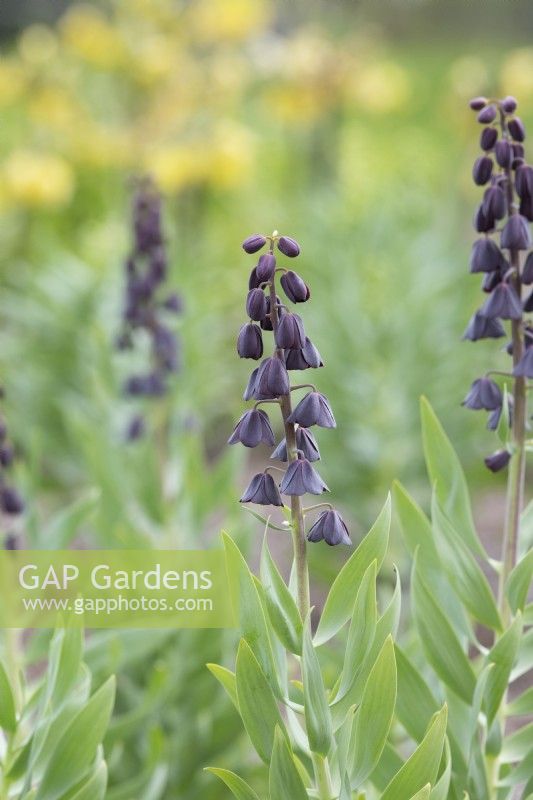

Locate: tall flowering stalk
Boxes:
[464,94,532,622]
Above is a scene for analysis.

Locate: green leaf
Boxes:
[302,617,333,756]
[59,761,107,800]
[381,706,448,800]
[431,496,501,631]
[484,613,522,726]
[429,739,452,800]
[393,481,439,569]
[223,532,279,694]
[337,560,377,698]
[36,676,115,800]
[206,663,238,710]
[394,645,438,743]
[350,636,397,787]
[260,537,302,655]
[420,397,484,558]
[409,787,431,800]
[507,685,533,716]
[412,559,475,704]
[0,659,17,733]
[205,768,260,800]
[46,627,84,710]
[235,639,287,763]
[506,550,533,613]
[315,494,390,646]
[269,727,308,800]
[500,720,533,763]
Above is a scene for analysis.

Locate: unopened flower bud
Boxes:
[240,472,283,506]
[280,454,329,496]
[288,391,336,428]
[246,288,268,321]
[501,214,531,250]
[480,127,498,151]
[515,165,533,198]
[470,238,505,273]
[280,270,310,303]
[470,96,488,111]
[474,204,494,233]
[242,234,267,254]
[473,156,493,185]
[462,377,502,410]
[4,533,20,550]
[256,253,276,283]
[307,508,351,546]
[277,236,300,258]
[501,96,518,114]
[508,117,526,142]
[237,323,263,360]
[254,356,290,399]
[482,186,506,221]
[480,282,523,320]
[0,487,24,515]
[495,139,513,168]
[228,409,275,448]
[484,449,511,473]
[275,312,306,349]
[477,105,497,124]
[0,446,14,467]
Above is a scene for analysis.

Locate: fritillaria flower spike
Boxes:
[465,96,533,474]
[232,229,351,594]
[0,394,24,549]
[116,177,182,440]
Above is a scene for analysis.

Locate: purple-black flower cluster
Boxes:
[229,232,350,546]
[0,396,24,548]
[465,96,533,470]
[116,178,182,440]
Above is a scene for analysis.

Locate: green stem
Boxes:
[312,753,334,800]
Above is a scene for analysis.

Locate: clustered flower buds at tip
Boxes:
[307,509,352,546]
[117,178,182,440]
[233,231,350,545]
[466,94,533,471]
[0,405,24,519]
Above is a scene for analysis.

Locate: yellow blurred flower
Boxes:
[0,60,26,106]
[129,34,179,86]
[28,87,81,133]
[188,0,271,42]
[448,56,489,101]
[3,150,74,208]
[145,144,210,192]
[208,121,255,188]
[60,4,127,69]
[500,49,533,100]
[262,83,325,124]
[347,60,411,114]
[18,24,58,65]
[69,126,136,169]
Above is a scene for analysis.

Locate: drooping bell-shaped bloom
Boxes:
[271,427,320,462]
[484,449,511,473]
[280,454,329,496]
[256,253,276,282]
[254,356,290,399]
[480,282,523,320]
[246,288,268,321]
[243,367,259,401]
[240,472,283,506]
[285,338,323,370]
[513,346,533,378]
[288,391,336,428]
[463,310,506,341]
[501,214,531,250]
[522,252,533,284]
[462,377,503,410]
[472,156,493,185]
[0,486,24,515]
[307,509,351,546]
[228,409,275,448]
[237,323,263,360]
[470,238,505,273]
[280,270,310,303]
[275,313,306,349]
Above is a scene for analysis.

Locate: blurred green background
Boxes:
[1,1,532,796]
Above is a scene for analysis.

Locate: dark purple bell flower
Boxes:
[124,373,166,397]
[477,105,497,124]
[254,356,290,399]
[277,236,300,258]
[288,391,336,428]
[280,455,329,496]
[285,337,323,370]
[462,377,502,410]
[470,238,504,273]
[480,127,498,151]
[501,215,531,250]
[256,253,276,283]
[228,409,275,448]
[0,419,7,442]
[126,414,146,441]
[463,311,506,341]
[487,398,513,431]
[275,313,306,349]
[163,293,183,313]
[485,449,511,473]
[513,346,533,378]
[524,289,533,312]
[508,117,526,142]
[480,282,523,320]
[515,165,533,198]
[482,269,503,293]
[260,296,284,331]
[470,96,488,111]
[0,446,14,468]
[0,487,24,515]
[4,533,20,550]
[280,270,310,303]
[474,203,494,233]
[271,427,320,462]
[520,196,533,222]
[242,234,267,254]
[237,323,263,360]
[473,156,493,186]
[243,368,259,401]
[501,96,518,114]
[513,143,525,160]
[495,140,513,168]
[248,267,261,290]
[246,288,268,321]
[153,325,179,372]
[240,472,283,506]
[482,186,506,221]
[307,509,351,546]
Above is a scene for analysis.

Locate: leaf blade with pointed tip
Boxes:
[302,618,333,756]
[205,768,261,800]
[269,727,308,800]
[0,660,17,733]
[260,537,302,655]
